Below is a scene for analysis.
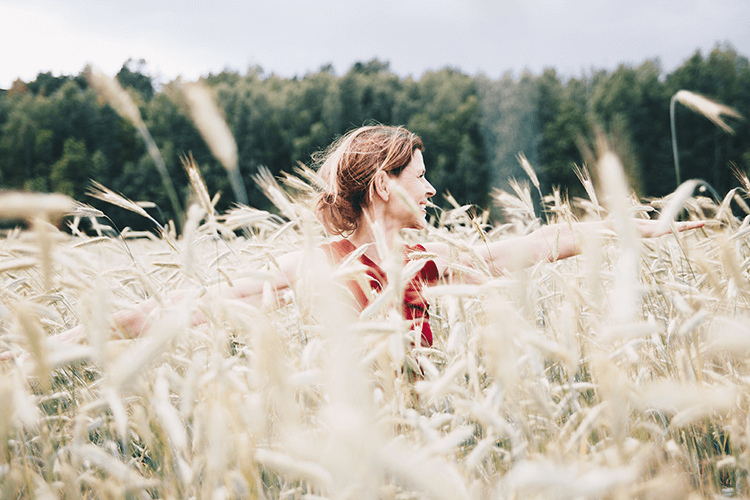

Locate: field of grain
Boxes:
[1,157,749,499]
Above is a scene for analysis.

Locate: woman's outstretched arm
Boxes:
[0,249,311,361]
[481,219,704,273]
[94,249,307,338]
[425,219,705,277]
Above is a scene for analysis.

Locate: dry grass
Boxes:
[0,163,748,499]
[673,90,744,135]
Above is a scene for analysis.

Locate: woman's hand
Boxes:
[0,346,29,364]
[0,324,84,364]
[634,219,705,238]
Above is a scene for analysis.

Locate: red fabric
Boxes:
[320,239,439,346]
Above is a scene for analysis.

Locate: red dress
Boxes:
[320,239,440,347]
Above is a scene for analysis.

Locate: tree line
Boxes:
[0,45,748,229]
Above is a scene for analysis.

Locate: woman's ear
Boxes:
[372,171,390,202]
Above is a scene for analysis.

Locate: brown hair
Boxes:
[313,125,423,235]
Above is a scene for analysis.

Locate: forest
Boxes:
[0,44,748,228]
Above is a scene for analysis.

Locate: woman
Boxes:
[306,125,704,346]
[2,125,703,356]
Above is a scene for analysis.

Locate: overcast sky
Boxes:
[1,0,748,89]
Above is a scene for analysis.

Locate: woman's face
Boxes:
[389,149,436,230]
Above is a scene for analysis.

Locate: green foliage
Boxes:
[535,69,591,195]
[590,62,663,196]
[26,72,78,96]
[116,58,154,100]
[50,137,95,197]
[1,47,749,230]
[404,69,488,206]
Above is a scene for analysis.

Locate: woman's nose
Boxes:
[425,179,436,197]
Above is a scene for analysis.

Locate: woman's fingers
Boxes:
[634,219,705,238]
[0,348,29,363]
[674,220,705,232]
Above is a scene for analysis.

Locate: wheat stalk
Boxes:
[183,81,248,205]
[89,68,184,228]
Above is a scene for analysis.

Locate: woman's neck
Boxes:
[347,212,401,264]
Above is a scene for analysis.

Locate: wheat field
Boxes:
[1,159,749,499]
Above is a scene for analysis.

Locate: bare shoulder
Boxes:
[226,247,330,300]
[274,247,331,277]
